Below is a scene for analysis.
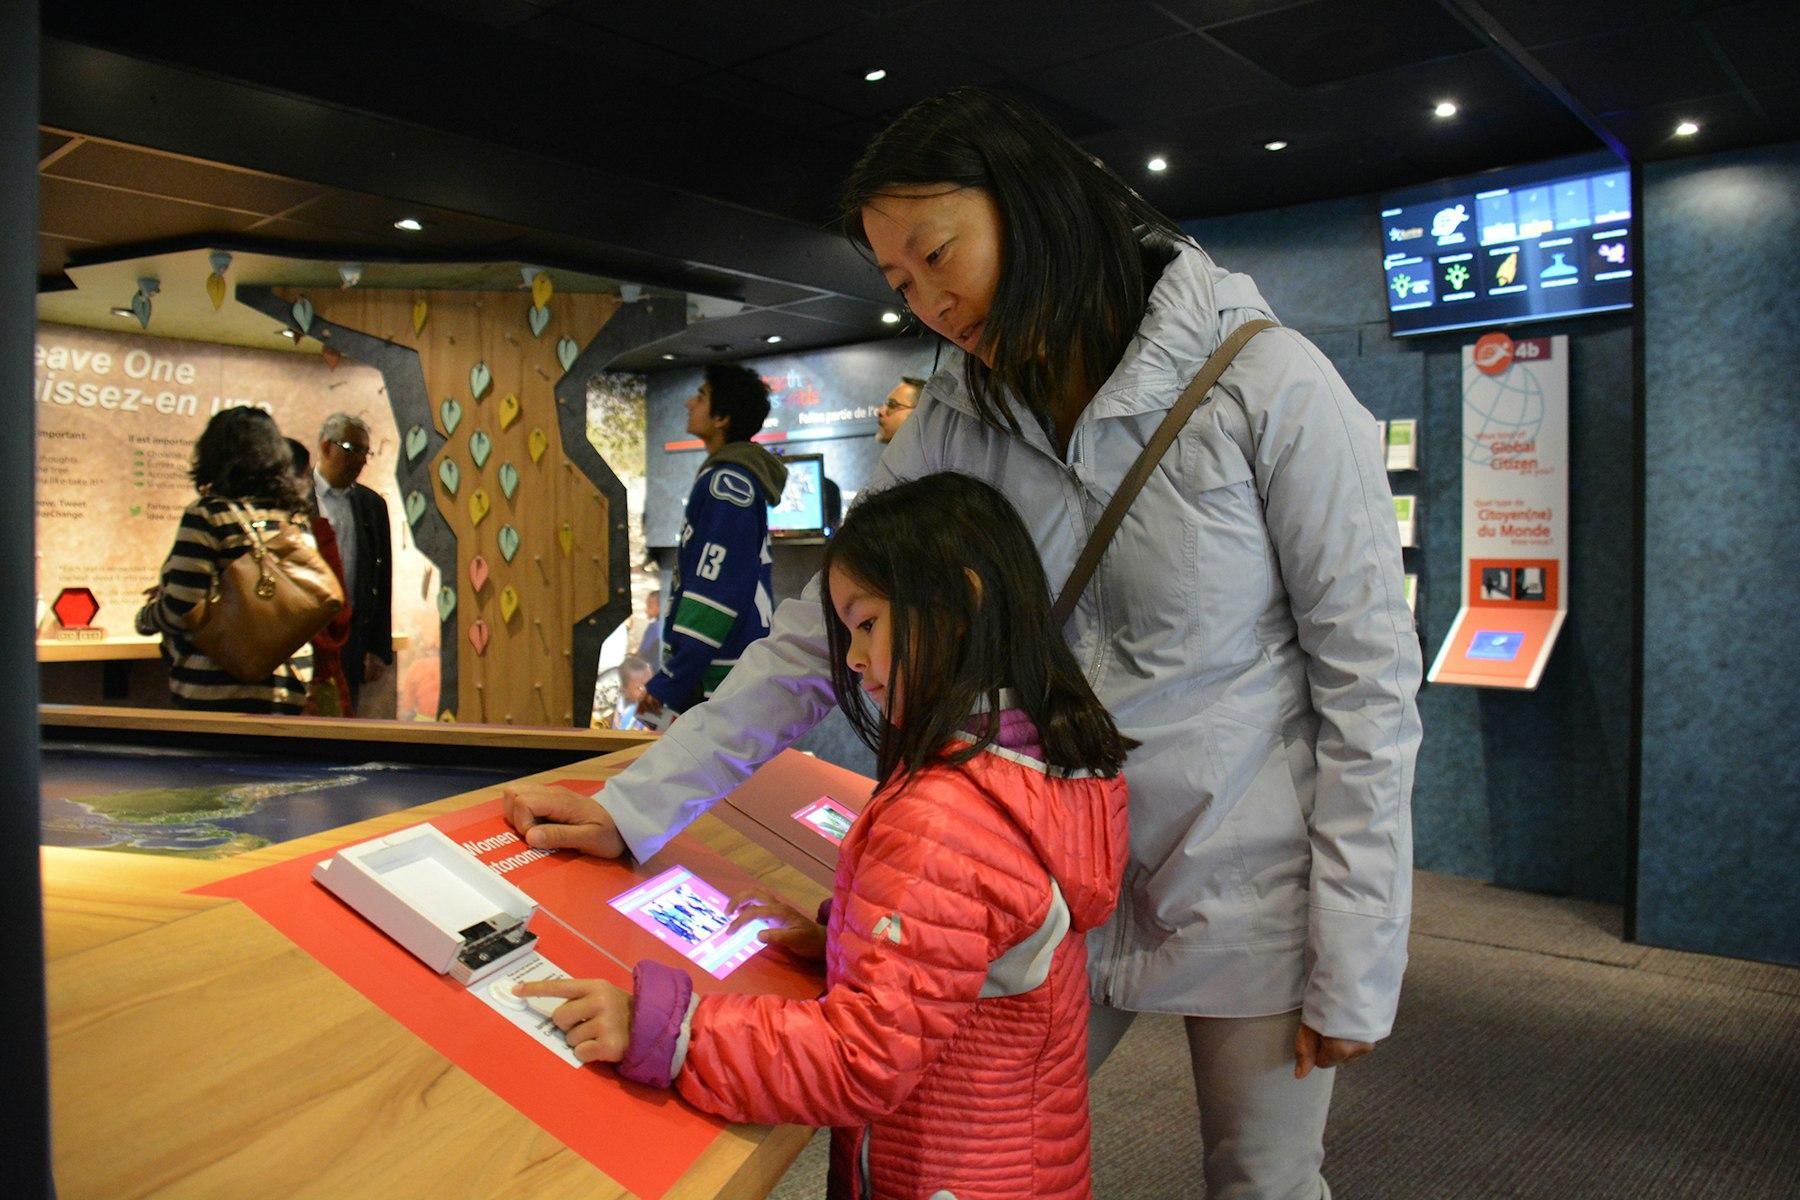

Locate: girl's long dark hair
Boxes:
[190,406,306,512]
[823,472,1135,790]
[842,87,1187,436]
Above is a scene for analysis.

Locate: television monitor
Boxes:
[769,453,827,538]
[1380,150,1633,338]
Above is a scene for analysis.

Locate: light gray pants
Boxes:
[1089,1006,1334,1200]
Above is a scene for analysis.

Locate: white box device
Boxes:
[313,825,541,986]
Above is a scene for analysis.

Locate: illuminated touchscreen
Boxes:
[1466,631,1526,662]
[609,866,770,979]
[791,796,855,845]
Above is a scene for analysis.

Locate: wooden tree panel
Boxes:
[293,287,621,726]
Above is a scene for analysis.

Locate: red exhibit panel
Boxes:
[710,749,875,887]
[193,786,825,1200]
[1429,607,1566,689]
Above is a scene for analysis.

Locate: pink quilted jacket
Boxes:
[632,713,1128,1199]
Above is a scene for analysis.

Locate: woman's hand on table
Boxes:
[1293,1022,1377,1079]
[513,978,632,1064]
[726,888,827,961]
[501,783,626,859]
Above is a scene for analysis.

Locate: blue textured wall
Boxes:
[1638,141,1800,965]
[1185,197,1636,904]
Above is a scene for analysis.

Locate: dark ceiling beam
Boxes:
[1435,0,1633,164]
[38,37,891,307]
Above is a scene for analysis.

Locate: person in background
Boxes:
[287,438,354,717]
[312,413,392,710]
[635,587,663,668]
[635,364,787,727]
[134,407,315,713]
[612,655,653,731]
[505,87,1421,1200]
[512,473,1133,1200]
[875,375,924,444]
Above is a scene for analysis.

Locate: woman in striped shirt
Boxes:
[135,406,315,713]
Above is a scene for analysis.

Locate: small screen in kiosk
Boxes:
[1466,631,1526,662]
[792,796,856,845]
[770,454,827,537]
[609,866,771,978]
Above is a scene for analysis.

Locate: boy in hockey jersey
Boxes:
[638,364,787,726]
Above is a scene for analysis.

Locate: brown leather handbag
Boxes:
[186,500,346,683]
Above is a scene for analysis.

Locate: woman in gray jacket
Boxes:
[508,89,1421,1199]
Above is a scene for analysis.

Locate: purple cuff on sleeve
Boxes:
[617,959,694,1089]
[815,897,833,926]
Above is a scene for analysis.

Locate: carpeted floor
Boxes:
[765,870,1800,1198]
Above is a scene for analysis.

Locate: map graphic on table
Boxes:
[194,786,825,1199]
[40,742,511,858]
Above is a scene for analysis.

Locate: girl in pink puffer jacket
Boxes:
[520,473,1132,1200]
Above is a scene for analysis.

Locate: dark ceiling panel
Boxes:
[553,0,861,69]
[902,0,1183,72]
[39,175,262,244]
[1534,22,1739,115]
[1038,32,1287,136]
[512,10,713,83]
[1156,1,1330,29]
[683,70,859,131]
[732,20,1009,122]
[404,0,547,28]
[1204,0,1484,87]
[1453,0,1748,50]
[1698,1,1800,93]
[45,142,324,215]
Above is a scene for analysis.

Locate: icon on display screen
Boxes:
[1431,204,1471,245]
[1436,254,1477,301]
[1589,230,1631,280]
[1385,258,1433,310]
[792,796,856,845]
[609,866,771,979]
[1466,630,1526,661]
[1539,252,1579,282]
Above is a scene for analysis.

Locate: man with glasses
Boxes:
[314,412,392,710]
[876,376,924,445]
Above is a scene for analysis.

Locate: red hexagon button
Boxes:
[52,587,100,629]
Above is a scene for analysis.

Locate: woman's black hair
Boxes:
[842,87,1188,436]
[822,472,1136,789]
[190,406,306,511]
[285,437,320,516]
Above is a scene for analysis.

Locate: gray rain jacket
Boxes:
[599,239,1422,1041]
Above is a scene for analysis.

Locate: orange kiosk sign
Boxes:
[1429,332,1569,689]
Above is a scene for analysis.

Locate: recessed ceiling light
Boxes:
[1147,157,1168,173]
[864,68,886,83]
[393,217,424,232]
[1675,120,1700,137]
[1263,140,1289,152]
[660,353,676,360]
[764,335,783,344]
[1434,101,1458,118]
[110,307,134,318]
[881,311,901,324]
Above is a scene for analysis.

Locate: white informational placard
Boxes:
[1386,418,1419,472]
[1393,495,1419,548]
[1429,332,1570,689]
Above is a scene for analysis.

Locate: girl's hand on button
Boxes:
[513,978,632,1064]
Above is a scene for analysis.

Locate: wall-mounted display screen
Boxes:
[1380,150,1633,338]
[770,453,827,537]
